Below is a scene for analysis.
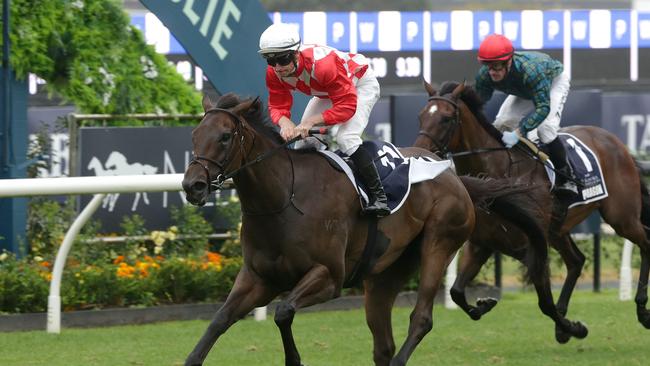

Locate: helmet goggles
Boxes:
[263,52,294,67]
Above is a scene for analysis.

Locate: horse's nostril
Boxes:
[192,181,207,193]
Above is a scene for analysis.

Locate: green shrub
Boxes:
[4,0,201,117]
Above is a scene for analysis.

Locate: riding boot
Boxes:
[350,147,391,217]
[546,136,578,195]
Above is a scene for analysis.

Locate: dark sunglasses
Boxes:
[482,61,508,71]
[265,53,294,67]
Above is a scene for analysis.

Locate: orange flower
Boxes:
[40,261,51,268]
[206,251,222,265]
[116,262,135,278]
[113,255,125,265]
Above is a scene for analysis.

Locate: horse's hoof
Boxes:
[637,308,650,329]
[467,307,482,321]
[555,325,571,344]
[476,297,498,314]
[572,321,589,339]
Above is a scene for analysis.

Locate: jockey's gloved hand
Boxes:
[501,131,520,148]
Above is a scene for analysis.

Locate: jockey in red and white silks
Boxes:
[266,44,379,156]
[259,22,389,216]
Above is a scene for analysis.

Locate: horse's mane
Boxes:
[216,93,285,145]
[439,81,503,143]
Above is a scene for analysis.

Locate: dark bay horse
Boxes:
[414,80,650,343]
[181,93,546,366]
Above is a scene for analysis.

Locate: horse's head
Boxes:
[182,94,260,206]
[415,80,465,155]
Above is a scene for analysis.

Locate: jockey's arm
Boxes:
[317,56,358,125]
[518,80,552,135]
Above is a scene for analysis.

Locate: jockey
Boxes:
[258,23,390,217]
[474,33,578,194]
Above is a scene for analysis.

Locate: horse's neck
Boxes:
[455,115,542,180]
[233,136,295,213]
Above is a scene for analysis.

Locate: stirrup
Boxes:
[363,202,391,217]
[554,180,579,195]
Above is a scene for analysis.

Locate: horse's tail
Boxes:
[635,161,650,240]
[459,175,549,284]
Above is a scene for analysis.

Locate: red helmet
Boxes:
[477,34,514,62]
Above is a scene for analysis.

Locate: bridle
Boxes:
[188,105,304,196]
[188,107,252,192]
[418,93,509,159]
[418,94,461,156]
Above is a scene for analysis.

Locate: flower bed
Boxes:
[0,251,241,314]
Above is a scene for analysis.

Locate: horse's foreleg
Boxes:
[635,248,650,328]
[531,271,588,344]
[365,248,419,366]
[392,240,460,366]
[552,235,586,343]
[275,264,338,366]
[554,235,586,315]
[450,242,495,320]
[185,267,277,366]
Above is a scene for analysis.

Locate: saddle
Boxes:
[317,140,452,214]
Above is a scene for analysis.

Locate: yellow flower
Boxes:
[0,253,8,261]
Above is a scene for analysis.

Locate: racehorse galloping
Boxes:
[182,93,545,366]
[414,80,650,343]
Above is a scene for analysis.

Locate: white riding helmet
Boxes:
[258,23,301,55]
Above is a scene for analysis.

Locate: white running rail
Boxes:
[0,174,185,333]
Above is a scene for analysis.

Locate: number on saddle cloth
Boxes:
[535,133,609,208]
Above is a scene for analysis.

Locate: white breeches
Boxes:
[493,70,570,144]
[295,68,380,155]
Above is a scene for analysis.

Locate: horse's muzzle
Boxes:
[182,177,208,206]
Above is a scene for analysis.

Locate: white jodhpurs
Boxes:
[295,68,380,155]
[493,70,570,144]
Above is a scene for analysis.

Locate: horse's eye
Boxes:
[220,133,232,143]
[441,116,455,124]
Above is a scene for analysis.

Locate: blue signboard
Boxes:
[327,12,350,51]
[612,10,631,48]
[639,12,650,48]
[357,12,379,52]
[543,11,564,49]
[133,9,650,53]
[570,10,591,48]
[401,12,423,51]
[473,11,495,47]
[501,11,523,49]
[430,11,451,50]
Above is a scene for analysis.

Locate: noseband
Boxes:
[418,95,460,155]
[188,107,248,192]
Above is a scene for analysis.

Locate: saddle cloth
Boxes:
[541,133,609,208]
[318,140,451,214]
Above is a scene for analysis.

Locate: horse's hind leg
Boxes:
[450,241,496,320]
[392,237,462,366]
[274,264,338,366]
[185,266,277,366]
[552,235,586,343]
[599,197,650,327]
[365,243,420,366]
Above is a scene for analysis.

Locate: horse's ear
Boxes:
[202,95,214,112]
[231,98,257,116]
[451,81,466,98]
[423,79,437,97]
